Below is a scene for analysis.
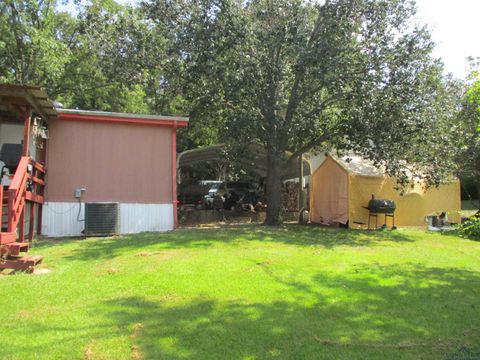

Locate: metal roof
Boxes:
[0,84,188,126]
[58,108,189,123]
[177,143,311,180]
[0,84,57,121]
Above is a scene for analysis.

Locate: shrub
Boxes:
[457,215,480,240]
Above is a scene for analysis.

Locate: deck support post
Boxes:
[29,202,35,242]
[37,204,43,236]
[18,208,25,242]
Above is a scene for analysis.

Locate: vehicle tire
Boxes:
[212,195,224,210]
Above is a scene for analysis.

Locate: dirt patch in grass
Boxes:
[243,259,274,272]
[18,310,30,319]
[84,340,96,360]
[130,323,144,360]
[33,268,51,275]
[256,259,273,266]
[135,250,180,261]
[311,335,454,351]
[136,251,152,257]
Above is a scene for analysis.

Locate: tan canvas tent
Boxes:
[309,155,461,227]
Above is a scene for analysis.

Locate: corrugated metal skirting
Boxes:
[118,203,174,234]
[42,202,174,237]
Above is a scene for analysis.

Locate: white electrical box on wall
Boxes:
[74,188,86,198]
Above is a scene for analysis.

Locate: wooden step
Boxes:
[0,231,17,245]
[0,255,43,272]
[3,242,29,256]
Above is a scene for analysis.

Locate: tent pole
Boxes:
[298,153,304,211]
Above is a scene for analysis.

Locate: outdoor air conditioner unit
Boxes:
[84,202,119,237]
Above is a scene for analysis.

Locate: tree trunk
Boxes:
[265,147,283,225]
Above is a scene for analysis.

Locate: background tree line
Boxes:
[1,0,478,222]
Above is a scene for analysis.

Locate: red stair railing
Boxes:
[0,157,46,245]
[7,156,30,234]
[26,159,46,241]
[0,157,46,270]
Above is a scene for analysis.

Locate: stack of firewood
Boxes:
[281,182,298,211]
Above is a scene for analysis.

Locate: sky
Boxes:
[415,0,480,79]
[59,0,480,79]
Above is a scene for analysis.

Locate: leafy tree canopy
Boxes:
[454,59,480,204]
[0,0,189,115]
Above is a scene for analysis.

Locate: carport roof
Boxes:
[177,143,311,180]
[0,84,57,121]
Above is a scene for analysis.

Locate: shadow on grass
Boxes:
[2,263,478,359]
[5,263,474,359]
[97,265,480,359]
[34,224,419,262]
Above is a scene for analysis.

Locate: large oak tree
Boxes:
[145,0,453,224]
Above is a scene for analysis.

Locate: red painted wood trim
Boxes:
[172,125,178,228]
[9,157,29,190]
[31,176,45,186]
[0,186,3,232]
[59,113,188,128]
[25,192,44,204]
[31,160,46,172]
[0,232,17,245]
[7,189,14,232]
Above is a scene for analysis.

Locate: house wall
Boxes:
[0,123,23,145]
[43,119,175,236]
[0,120,44,177]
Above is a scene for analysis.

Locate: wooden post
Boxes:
[20,106,30,241]
[0,186,3,231]
[7,189,15,232]
[37,204,43,236]
[18,208,25,242]
[22,107,31,157]
[37,139,47,236]
[28,202,35,242]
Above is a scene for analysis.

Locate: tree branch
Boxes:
[300,92,346,120]
[284,8,323,125]
[281,132,334,177]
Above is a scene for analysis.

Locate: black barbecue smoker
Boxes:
[364,195,397,230]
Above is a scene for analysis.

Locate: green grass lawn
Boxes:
[1,225,479,360]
